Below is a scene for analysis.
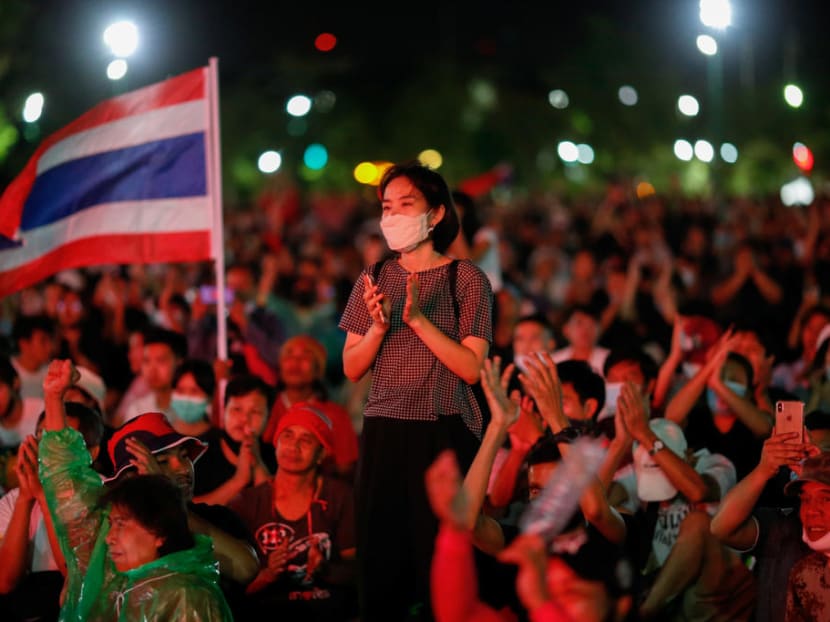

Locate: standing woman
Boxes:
[339,162,493,621]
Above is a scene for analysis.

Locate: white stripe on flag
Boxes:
[0,197,212,270]
[37,100,208,175]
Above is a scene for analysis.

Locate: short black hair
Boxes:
[99,474,194,558]
[65,401,105,449]
[557,360,606,416]
[379,161,460,253]
[527,436,562,466]
[806,410,830,431]
[173,359,216,398]
[563,303,600,323]
[0,356,19,388]
[142,327,188,360]
[224,373,274,411]
[603,348,659,383]
[12,314,55,344]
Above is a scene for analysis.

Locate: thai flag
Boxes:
[0,66,218,296]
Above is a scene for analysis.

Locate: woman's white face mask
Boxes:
[380,211,433,252]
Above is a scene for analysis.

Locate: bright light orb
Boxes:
[618,86,638,106]
[548,89,569,110]
[106,59,128,81]
[720,142,738,163]
[103,21,139,58]
[577,144,595,164]
[418,149,443,169]
[784,84,804,108]
[694,140,714,162]
[699,0,732,30]
[286,95,312,117]
[354,162,377,185]
[557,141,579,163]
[780,177,814,207]
[22,92,44,123]
[678,95,700,117]
[258,150,282,174]
[696,34,718,56]
[673,139,694,161]
[303,144,328,170]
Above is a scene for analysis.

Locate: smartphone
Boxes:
[199,285,234,305]
[776,401,804,443]
[365,274,386,324]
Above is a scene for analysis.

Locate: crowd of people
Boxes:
[0,161,830,621]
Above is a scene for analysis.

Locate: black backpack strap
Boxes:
[371,258,387,284]
[448,259,460,319]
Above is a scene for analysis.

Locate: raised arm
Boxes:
[711,430,816,549]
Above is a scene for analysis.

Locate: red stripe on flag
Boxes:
[0,231,211,296]
[0,67,207,239]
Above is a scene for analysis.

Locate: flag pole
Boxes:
[207,57,228,407]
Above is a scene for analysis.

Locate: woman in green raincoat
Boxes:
[38,359,233,622]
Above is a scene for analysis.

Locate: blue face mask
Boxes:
[706,380,748,414]
[171,394,209,423]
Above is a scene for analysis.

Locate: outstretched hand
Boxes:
[480,357,520,432]
[518,353,566,431]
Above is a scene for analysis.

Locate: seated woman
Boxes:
[38,359,232,621]
[168,358,217,439]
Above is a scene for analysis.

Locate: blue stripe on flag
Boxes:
[21,132,207,231]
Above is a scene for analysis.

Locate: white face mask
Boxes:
[633,445,678,502]
[598,382,623,422]
[802,527,830,557]
[380,211,432,252]
[682,362,702,379]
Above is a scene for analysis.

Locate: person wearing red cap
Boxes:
[229,402,357,620]
[263,335,358,481]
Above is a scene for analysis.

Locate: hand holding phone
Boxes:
[776,401,804,443]
[365,274,387,324]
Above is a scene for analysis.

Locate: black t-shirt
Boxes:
[683,404,762,481]
[193,427,277,497]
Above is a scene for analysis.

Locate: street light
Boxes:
[784,84,804,108]
[106,59,128,81]
[699,0,731,30]
[678,95,700,116]
[103,21,139,58]
[22,93,44,123]
[696,34,718,56]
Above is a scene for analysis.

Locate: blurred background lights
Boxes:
[694,139,714,162]
[548,89,569,109]
[303,144,328,170]
[696,34,718,55]
[618,86,638,106]
[636,181,656,198]
[577,143,595,164]
[22,92,44,123]
[780,177,814,207]
[677,95,700,116]
[314,32,337,52]
[314,90,337,113]
[103,21,139,58]
[106,59,128,81]
[418,149,443,169]
[793,142,814,172]
[673,139,694,161]
[699,0,732,30]
[286,95,312,117]
[469,80,497,109]
[720,142,738,163]
[353,161,393,186]
[784,84,804,108]
[257,150,282,174]
[557,141,579,162]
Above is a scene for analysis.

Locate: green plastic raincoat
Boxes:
[38,427,233,621]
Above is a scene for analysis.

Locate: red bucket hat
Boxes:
[106,412,208,482]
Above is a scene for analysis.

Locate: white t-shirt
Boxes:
[618,449,736,567]
[0,487,59,573]
[11,357,48,401]
[0,397,44,449]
